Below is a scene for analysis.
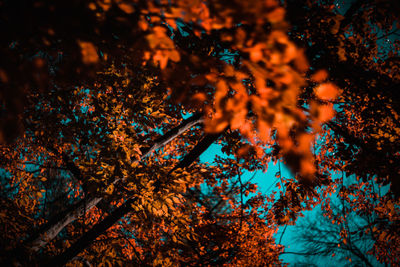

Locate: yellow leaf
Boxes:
[165,198,173,207]
[105,184,114,195]
[131,161,139,168]
[172,196,180,204]
[162,204,168,215]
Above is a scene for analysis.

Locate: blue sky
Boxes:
[198,142,385,266]
[199,144,301,264]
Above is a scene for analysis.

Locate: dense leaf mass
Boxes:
[0,0,399,266]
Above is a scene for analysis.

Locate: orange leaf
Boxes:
[138,20,149,31]
[78,41,99,64]
[293,49,309,72]
[311,70,328,83]
[166,18,177,30]
[230,110,246,130]
[212,120,229,133]
[168,50,180,62]
[315,83,339,100]
[192,92,207,102]
[249,45,264,62]
[257,119,270,142]
[298,133,313,153]
[236,144,250,157]
[205,117,229,133]
[267,7,285,23]
[235,28,246,46]
[153,50,168,69]
[265,0,279,8]
[338,47,347,61]
[118,3,135,14]
[153,26,167,38]
[215,80,229,108]
[317,103,335,122]
[300,159,315,178]
[284,43,297,63]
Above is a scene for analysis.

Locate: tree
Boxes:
[282,0,400,264]
[291,178,386,267]
[0,0,399,266]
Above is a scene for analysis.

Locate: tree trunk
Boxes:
[46,198,136,267]
[28,196,102,252]
[47,132,222,266]
[25,114,203,252]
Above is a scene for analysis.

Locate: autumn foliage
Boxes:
[0,0,399,266]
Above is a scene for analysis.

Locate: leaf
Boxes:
[204,116,229,133]
[230,111,246,130]
[172,196,180,204]
[162,204,168,215]
[249,45,264,62]
[266,7,285,23]
[168,50,180,62]
[165,198,173,207]
[311,70,328,83]
[338,46,347,61]
[315,83,339,100]
[192,93,207,103]
[317,103,335,122]
[105,184,114,195]
[78,41,99,64]
[118,3,135,14]
[153,26,167,38]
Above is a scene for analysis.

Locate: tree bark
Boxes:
[46,198,136,267]
[27,196,102,253]
[47,131,222,266]
[25,113,203,252]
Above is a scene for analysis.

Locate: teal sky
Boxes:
[199,144,300,264]
[199,143,384,266]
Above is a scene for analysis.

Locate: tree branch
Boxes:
[24,114,203,253]
[47,124,223,266]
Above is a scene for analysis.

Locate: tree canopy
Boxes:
[0,0,399,266]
